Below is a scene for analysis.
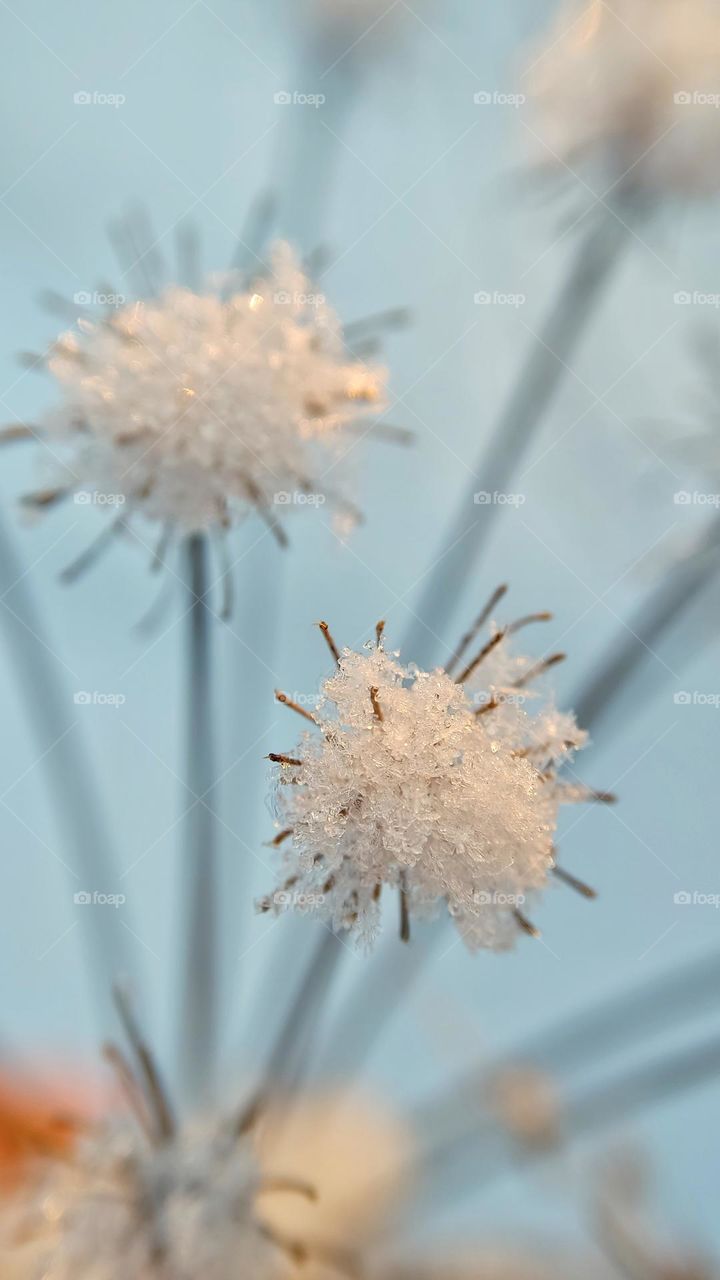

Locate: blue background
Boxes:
[0,0,718,1259]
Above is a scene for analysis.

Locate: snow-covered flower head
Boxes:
[0,1119,288,1280]
[0,994,354,1280]
[24,241,390,543]
[525,0,720,196]
[260,591,609,952]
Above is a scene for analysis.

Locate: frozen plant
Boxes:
[0,991,353,1280]
[526,0,720,196]
[260,588,610,951]
[13,241,395,566]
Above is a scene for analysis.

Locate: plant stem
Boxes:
[316,923,444,1078]
[178,533,218,1105]
[402,209,630,668]
[574,514,720,734]
[0,514,129,1028]
[413,943,720,1154]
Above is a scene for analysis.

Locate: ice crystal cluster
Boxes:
[263,629,587,951]
[526,0,720,195]
[40,242,386,534]
[0,1121,287,1280]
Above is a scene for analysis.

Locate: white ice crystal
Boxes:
[0,1119,296,1280]
[261,618,591,952]
[36,242,387,536]
[525,0,720,196]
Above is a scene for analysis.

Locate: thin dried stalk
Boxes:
[402,209,630,667]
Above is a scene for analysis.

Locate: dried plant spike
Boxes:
[268,753,304,768]
[262,610,602,952]
[256,1176,318,1201]
[399,872,411,943]
[318,620,341,665]
[474,696,499,717]
[0,424,36,444]
[506,611,553,635]
[102,1042,155,1142]
[446,583,508,676]
[375,619,386,647]
[513,652,566,689]
[112,983,175,1144]
[513,908,541,939]
[553,864,598,899]
[455,628,506,686]
[269,827,294,847]
[21,487,69,509]
[275,690,318,726]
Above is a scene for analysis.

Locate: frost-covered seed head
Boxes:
[525,0,720,196]
[0,1119,292,1280]
[35,242,387,536]
[261,613,592,952]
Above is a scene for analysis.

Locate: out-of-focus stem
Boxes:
[574,513,720,734]
[178,533,218,1105]
[413,943,720,1154]
[402,209,630,668]
[272,51,361,252]
[316,923,444,1077]
[0,514,129,1027]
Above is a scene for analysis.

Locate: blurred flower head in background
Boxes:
[27,241,388,541]
[525,0,720,197]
